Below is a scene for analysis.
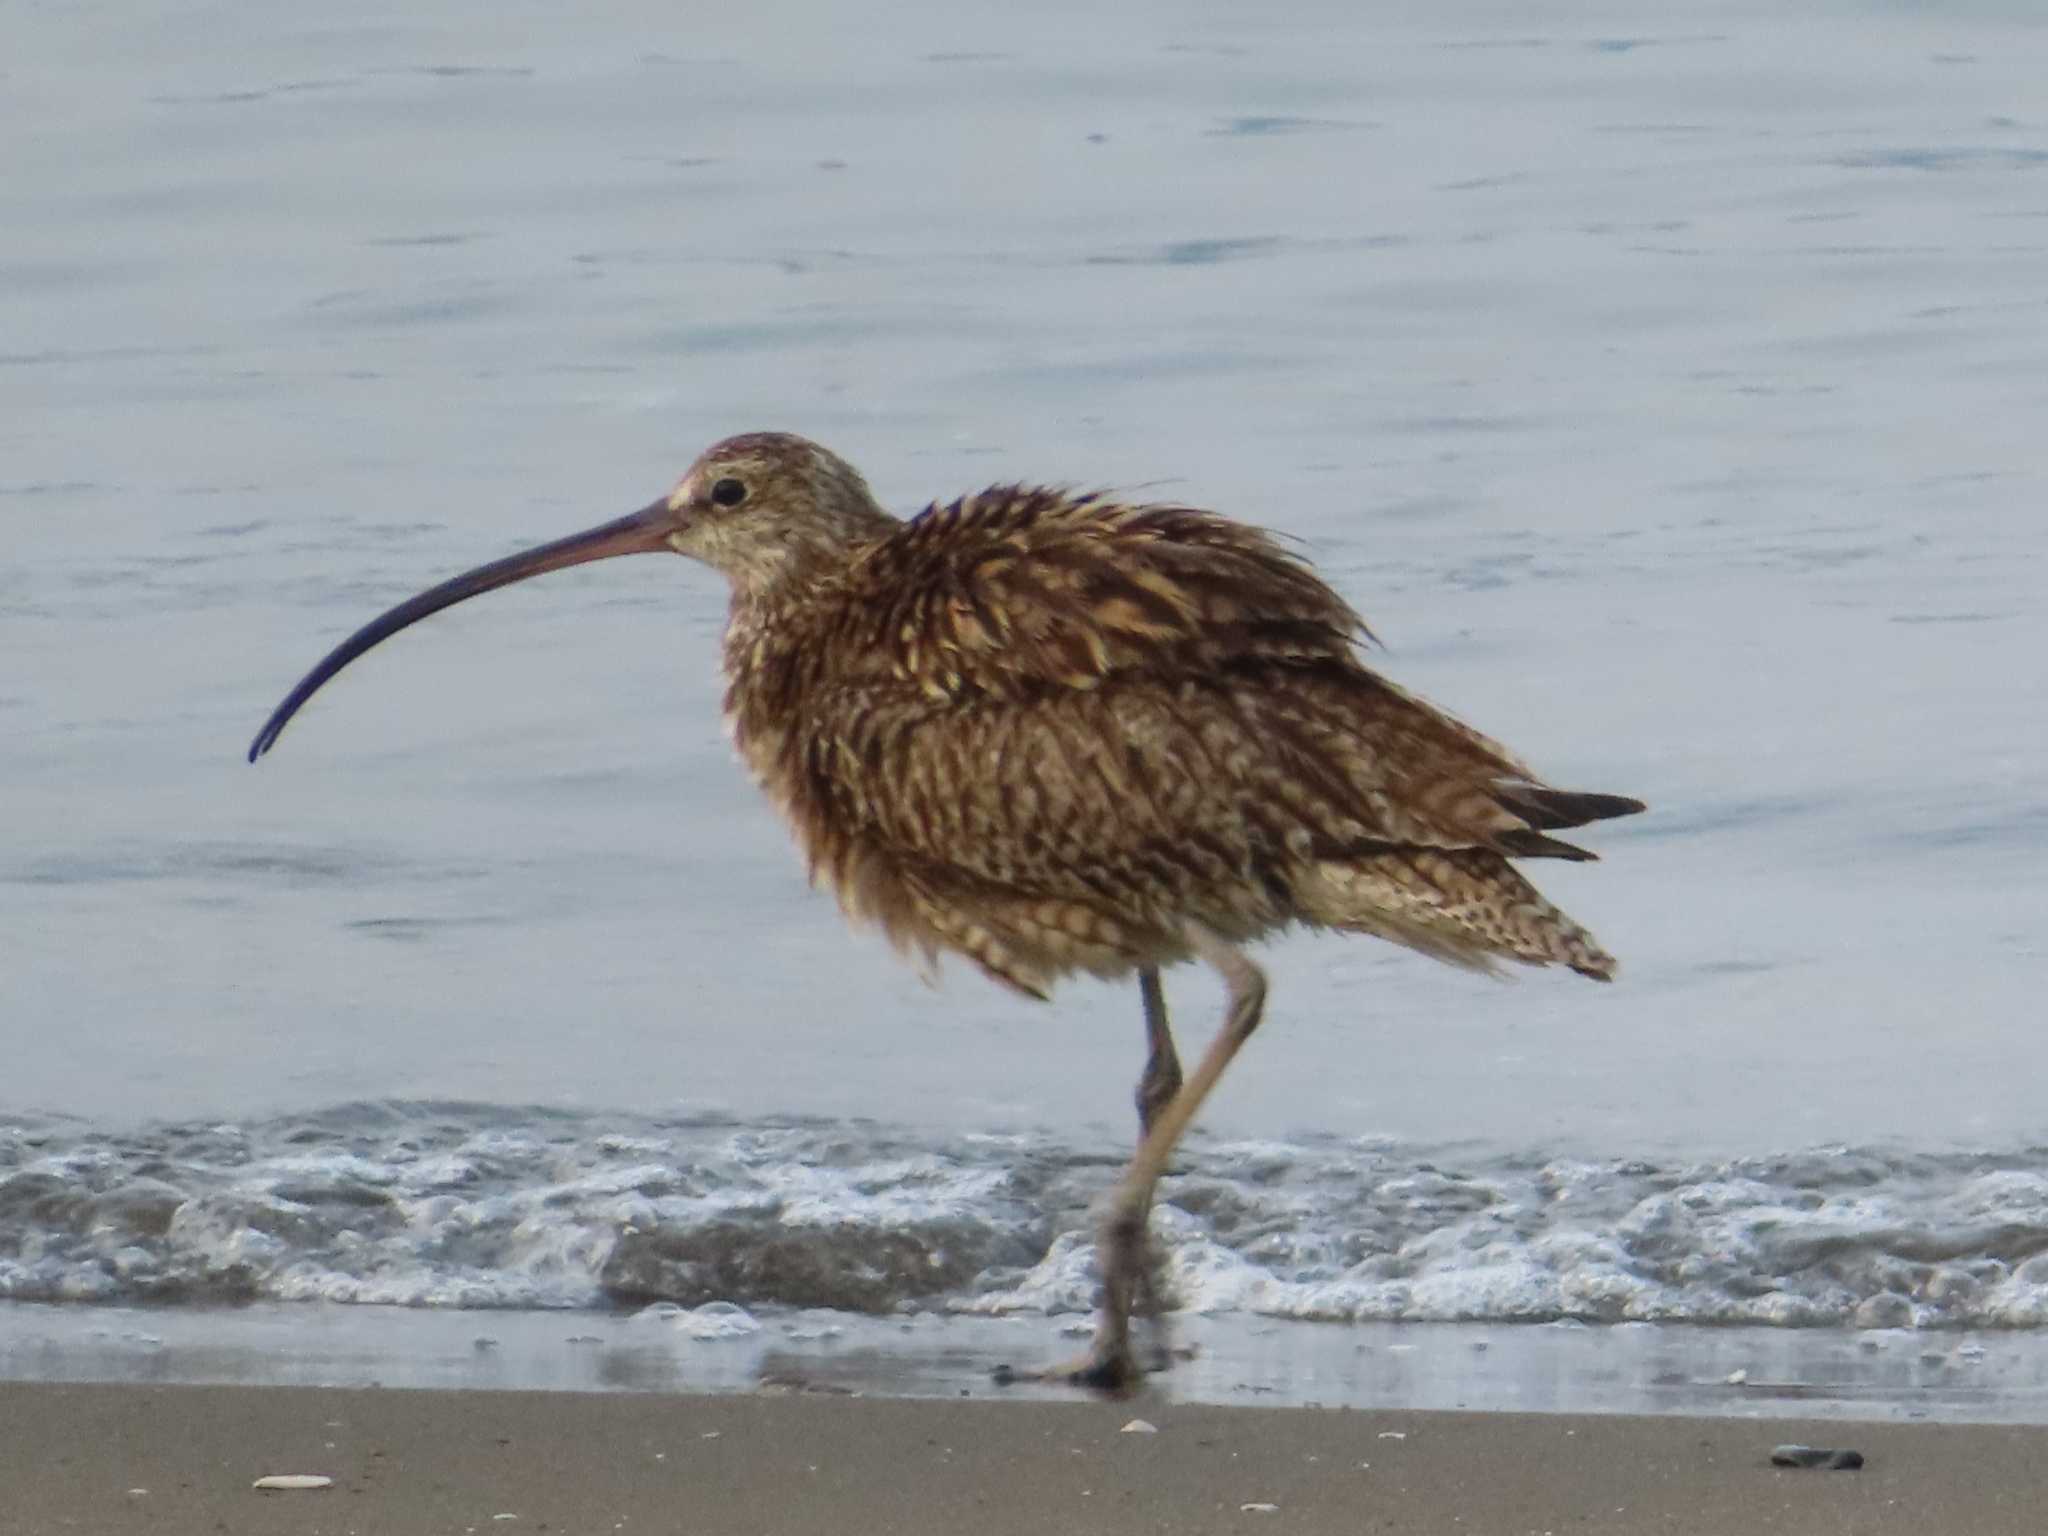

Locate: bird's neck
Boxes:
[719,504,899,609]
[718,524,885,688]
[716,483,900,743]
[737,531,896,623]
[718,578,841,820]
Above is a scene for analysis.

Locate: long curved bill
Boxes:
[248,498,674,762]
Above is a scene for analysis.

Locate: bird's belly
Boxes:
[729,668,1325,995]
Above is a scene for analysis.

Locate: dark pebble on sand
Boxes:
[1771,1445,1865,1470]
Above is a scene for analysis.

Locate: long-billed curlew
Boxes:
[250,432,1644,1391]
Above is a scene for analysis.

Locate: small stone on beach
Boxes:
[1770,1445,1864,1470]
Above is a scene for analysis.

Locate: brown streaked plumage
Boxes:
[249,430,1644,1393]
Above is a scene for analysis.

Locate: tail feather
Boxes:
[1298,847,1618,981]
[1493,784,1646,833]
[1494,829,1598,862]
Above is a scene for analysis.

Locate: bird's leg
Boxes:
[1081,930,1265,1391]
[1013,927,1267,1396]
[1134,965,1184,1137]
[1128,966,1182,1368]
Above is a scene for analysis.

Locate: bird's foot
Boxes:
[990,1203,1177,1395]
[988,1324,1181,1394]
[991,1335,1143,1397]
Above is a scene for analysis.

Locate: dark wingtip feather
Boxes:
[1494,785,1647,832]
[1496,830,1599,861]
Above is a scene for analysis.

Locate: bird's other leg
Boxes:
[1129,966,1183,1368]
[1025,927,1268,1396]
[1134,966,1183,1138]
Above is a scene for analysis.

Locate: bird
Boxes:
[249,431,1644,1392]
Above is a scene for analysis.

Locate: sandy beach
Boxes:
[4,1380,2039,1536]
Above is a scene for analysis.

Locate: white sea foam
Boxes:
[5,1106,2046,1331]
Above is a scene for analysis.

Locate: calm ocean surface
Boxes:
[4,1,2047,1377]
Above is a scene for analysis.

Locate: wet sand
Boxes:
[6,1380,2039,1536]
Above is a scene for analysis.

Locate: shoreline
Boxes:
[6,1299,2048,1424]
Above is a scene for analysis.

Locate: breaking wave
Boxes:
[5,1103,2048,1330]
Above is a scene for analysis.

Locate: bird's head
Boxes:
[247,430,893,762]
[659,431,894,589]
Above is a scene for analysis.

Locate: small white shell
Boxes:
[1119,1418,1158,1434]
[252,1474,333,1491]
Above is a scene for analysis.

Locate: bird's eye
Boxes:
[710,477,748,508]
